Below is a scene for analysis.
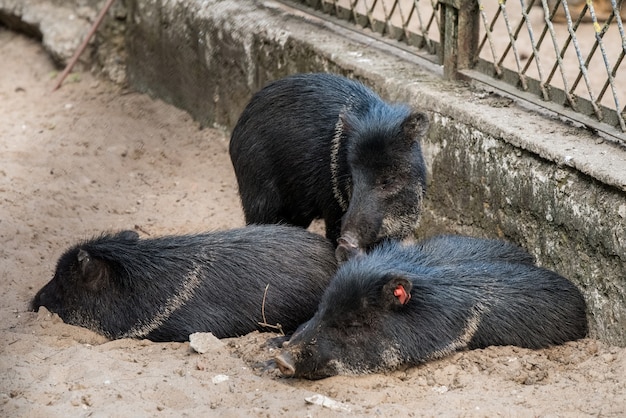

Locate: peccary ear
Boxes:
[402,112,429,142]
[77,249,109,290]
[77,249,90,267]
[382,275,413,309]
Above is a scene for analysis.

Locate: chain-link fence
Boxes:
[282,0,626,142]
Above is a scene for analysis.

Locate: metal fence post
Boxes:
[438,0,480,80]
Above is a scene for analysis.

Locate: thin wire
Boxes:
[519,0,549,99]
[477,0,503,77]
[497,0,528,90]
[586,0,624,129]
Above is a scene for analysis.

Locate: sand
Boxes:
[1,28,625,417]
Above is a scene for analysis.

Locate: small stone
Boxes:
[431,385,448,394]
[211,374,229,384]
[189,332,223,354]
[304,394,352,412]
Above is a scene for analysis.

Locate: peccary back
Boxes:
[399,234,536,266]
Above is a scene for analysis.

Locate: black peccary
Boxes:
[31,225,338,342]
[229,73,429,261]
[275,237,588,380]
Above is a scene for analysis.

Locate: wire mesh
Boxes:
[295,0,441,54]
[284,0,626,137]
[475,0,625,132]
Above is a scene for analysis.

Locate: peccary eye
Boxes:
[379,176,396,190]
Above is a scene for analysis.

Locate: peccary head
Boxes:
[275,261,414,380]
[335,108,429,262]
[31,230,141,337]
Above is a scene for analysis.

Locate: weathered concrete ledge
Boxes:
[0,0,91,63]
[4,0,626,345]
[0,0,127,83]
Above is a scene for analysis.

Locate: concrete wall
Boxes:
[4,0,626,345]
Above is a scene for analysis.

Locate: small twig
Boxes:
[51,0,117,92]
[260,284,269,323]
[257,284,284,335]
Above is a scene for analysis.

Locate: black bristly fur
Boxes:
[31,225,338,342]
[229,73,428,259]
[276,236,587,380]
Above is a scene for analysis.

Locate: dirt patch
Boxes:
[1,29,625,417]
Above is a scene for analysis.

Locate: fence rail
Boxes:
[283,0,626,143]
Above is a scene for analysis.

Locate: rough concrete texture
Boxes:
[0,0,127,83]
[125,0,353,130]
[423,115,626,344]
[0,0,95,63]
[3,0,626,345]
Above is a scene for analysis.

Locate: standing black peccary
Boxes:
[229,73,430,261]
[275,236,588,379]
[31,225,338,342]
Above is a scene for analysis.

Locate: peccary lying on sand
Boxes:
[275,236,588,379]
[229,73,429,261]
[31,225,338,342]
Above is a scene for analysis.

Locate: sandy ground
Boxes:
[1,28,626,417]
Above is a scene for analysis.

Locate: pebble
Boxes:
[189,332,223,354]
[304,394,352,412]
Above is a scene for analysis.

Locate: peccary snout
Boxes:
[335,234,364,262]
[274,352,296,377]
